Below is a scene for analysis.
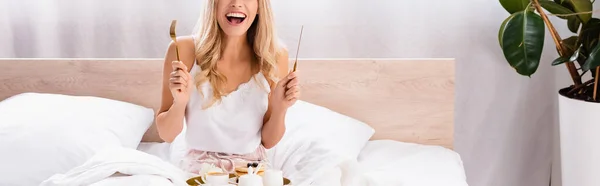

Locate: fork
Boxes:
[170,20,181,61]
[292,25,304,72]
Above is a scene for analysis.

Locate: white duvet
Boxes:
[40,147,189,186]
[39,144,358,186]
[40,140,467,186]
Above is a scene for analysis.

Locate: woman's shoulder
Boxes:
[168,35,195,50]
[276,40,288,55]
[166,35,197,69]
[275,44,289,73]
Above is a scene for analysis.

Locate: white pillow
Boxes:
[0,92,155,186]
[283,100,374,159]
[266,100,375,184]
[358,140,468,186]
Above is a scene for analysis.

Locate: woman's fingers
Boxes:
[286,92,299,101]
[282,71,300,102]
[285,85,300,101]
[278,72,297,88]
[170,83,185,91]
[287,71,297,79]
[169,70,189,88]
[170,77,188,86]
[171,61,188,72]
[170,69,189,81]
[285,86,298,96]
[286,77,298,89]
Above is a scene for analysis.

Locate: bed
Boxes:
[0,58,465,186]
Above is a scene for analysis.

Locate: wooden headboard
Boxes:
[0,58,455,149]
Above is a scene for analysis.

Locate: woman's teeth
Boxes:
[226,13,246,18]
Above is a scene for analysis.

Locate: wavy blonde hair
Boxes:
[193,0,284,108]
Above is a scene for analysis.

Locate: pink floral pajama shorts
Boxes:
[179,145,268,174]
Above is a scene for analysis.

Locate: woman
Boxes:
[155,0,299,174]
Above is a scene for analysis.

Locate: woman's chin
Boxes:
[221,29,249,38]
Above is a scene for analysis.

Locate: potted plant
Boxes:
[498,0,599,185]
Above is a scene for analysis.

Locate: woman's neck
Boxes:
[221,34,253,63]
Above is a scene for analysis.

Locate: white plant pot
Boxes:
[558,92,600,186]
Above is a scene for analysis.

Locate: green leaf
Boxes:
[570,48,581,61]
[499,14,516,48]
[562,36,579,54]
[552,45,580,66]
[500,0,530,14]
[582,44,600,71]
[540,0,576,19]
[577,46,589,68]
[563,36,579,46]
[540,0,582,36]
[568,17,581,33]
[552,57,570,65]
[565,0,593,23]
[500,10,546,76]
[581,18,600,51]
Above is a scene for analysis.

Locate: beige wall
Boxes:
[3,0,598,186]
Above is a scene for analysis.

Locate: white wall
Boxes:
[0,0,467,59]
[3,0,593,185]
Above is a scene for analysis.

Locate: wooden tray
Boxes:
[186,173,292,186]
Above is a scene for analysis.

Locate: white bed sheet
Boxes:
[357,140,468,186]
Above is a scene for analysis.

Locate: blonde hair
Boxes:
[193,0,284,108]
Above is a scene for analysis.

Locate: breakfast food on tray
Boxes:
[235,162,265,177]
[235,168,265,176]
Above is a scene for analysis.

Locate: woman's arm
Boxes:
[262,49,299,149]
[156,37,195,143]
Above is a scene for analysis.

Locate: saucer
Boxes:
[186,174,292,186]
[186,173,237,185]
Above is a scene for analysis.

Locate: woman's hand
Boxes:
[169,61,193,104]
[270,71,300,112]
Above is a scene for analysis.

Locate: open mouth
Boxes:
[226,12,247,25]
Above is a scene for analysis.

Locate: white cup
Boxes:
[201,172,229,185]
[238,174,263,186]
[263,169,284,186]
